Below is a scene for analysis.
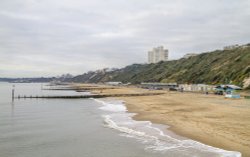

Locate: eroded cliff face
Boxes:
[243,77,250,89]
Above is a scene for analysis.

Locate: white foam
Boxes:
[94,98,241,157]
[93,99,127,112]
[103,115,158,140]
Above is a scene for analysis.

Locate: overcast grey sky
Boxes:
[0,0,250,77]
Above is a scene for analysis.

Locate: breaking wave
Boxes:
[93,98,241,157]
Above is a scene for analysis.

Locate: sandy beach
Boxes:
[86,85,250,157]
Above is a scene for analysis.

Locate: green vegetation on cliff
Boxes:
[72,46,250,87]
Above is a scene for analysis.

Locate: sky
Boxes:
[0,0,250,77]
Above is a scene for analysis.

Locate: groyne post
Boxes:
[12,85,15,101]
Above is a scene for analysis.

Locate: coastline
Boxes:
[88,85,250,157]
[95,97,241,157]
[121,92,250,157]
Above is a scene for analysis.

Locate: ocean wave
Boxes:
[94,98,241,157]
[93,99,127,112]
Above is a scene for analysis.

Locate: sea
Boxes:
[0,82,241,157]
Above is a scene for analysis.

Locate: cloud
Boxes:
[0,0,250,77]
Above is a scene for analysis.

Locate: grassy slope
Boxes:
[72,46,250,86]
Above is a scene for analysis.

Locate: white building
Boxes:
[105,82,122,86]
[223,44,239,50]
[179,84,215,92]
[148,46,168,63]
[183,53,198,59]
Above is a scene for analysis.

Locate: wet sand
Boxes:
[80,84,250,157]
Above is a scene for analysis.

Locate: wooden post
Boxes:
[12,85,15,101]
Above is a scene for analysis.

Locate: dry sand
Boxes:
[81,84,250,157]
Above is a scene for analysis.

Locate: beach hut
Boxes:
[214,85,242,98]
[140,82,178,90]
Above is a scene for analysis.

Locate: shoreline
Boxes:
[121,92,250,157]
[73,84,250,157]
[95,97,241,157]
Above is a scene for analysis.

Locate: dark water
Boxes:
[0,83,241,157]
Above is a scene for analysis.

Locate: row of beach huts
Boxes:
[105,82,245,99]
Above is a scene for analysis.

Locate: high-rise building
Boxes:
[148,46,168,63]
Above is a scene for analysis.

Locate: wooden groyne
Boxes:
[43,87,116,91]
[16,93,164,99]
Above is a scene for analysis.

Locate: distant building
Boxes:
[179,84,215,92]
[183,53,198,59]
[105,82,122,86]
[214,84,242,92]
[223,44,240,50]
[241,43,250,49]
[214,84,242,96]
[148,46,168,63]
[141,82,178,90]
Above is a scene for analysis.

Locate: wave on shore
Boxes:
[94,98,241,157]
